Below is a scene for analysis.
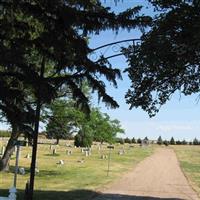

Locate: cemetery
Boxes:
[0,138,154,200]
[1,0,200,199]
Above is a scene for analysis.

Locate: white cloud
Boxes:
[120,120,200,140]
[156,124,192,132]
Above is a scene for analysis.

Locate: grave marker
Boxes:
[18,167,25,175]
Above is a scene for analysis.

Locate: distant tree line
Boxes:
[157,136,200,146]
[115,136,200,146]
[115,137,147,145]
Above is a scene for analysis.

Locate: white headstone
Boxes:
[18,167,25,175]
[85,151,89,157]
[1,146,5,155]
[35,167,39,173]
[66,150,72,155]
[25,154,30,159]
[58,160,64,165]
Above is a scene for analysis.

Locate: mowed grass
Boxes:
[0,139,154,200]
[173,145,200,196]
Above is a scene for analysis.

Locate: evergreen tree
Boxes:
[74,130,93,148]
[131,137,136,143]
[193,138,199,145]
[157,136,163,145]
[0,0,151,171]
[170,137,175,145]
[45,100,75,144]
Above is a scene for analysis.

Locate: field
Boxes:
[0,139,154,200]
[173,145,200,196]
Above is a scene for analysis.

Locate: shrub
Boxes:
[116,138,125,144]
[137,138,142,144]
[176,140,182,145]
[124,137,131,144]
[182,140,187,145]
[163,140,169,146]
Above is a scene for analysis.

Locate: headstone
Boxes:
[101,154,108,159]
[35,167,39,173]
[88,151,92,156]
[1,146,5,155]
[66,150,72,155]
[85,151,89,157]
[118,150,124,155]
[77,159,84,163]
[25,154,30,159]
[18,167,25,175]
[58,160,64,165]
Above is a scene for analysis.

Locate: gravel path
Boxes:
[92,148,199,200]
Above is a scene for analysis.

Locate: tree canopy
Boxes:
[45,99,75,144]
[1,0,151,116]
[0,0,151,171]
[125,0,200,116]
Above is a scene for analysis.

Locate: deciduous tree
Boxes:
[125,0,200,116]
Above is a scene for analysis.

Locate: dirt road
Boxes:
[92,148,199,200]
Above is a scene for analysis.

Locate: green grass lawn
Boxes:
[173,145,200,196]
[0,140,154,200]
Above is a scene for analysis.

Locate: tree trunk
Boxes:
[56,138,59,145]
[0,125,19,171]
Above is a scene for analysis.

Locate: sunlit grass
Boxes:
[0,139,154,199]
[173,145,200,196]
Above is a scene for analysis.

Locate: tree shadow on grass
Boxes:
[0,189,97,200]
[0,189,184,200]
[44,153,60,157]
[92,193,185,200]
[8,167,62,177]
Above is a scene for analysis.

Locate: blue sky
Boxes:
[89,0,200,141]
[1,1,199,141]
